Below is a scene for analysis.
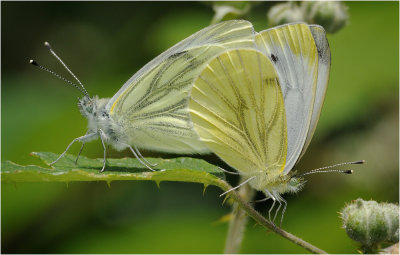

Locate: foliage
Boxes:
[1,152,328,254]
[2,1,399,254]
[2,152,225,188]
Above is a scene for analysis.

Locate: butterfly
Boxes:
[188,23,331,224]
[31,20,256,171]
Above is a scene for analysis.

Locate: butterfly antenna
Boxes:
[44,41,89,97]
[29,59,87,96]
[296,160,365,177]
[297,169,353,177]
[296,160,364,177]
[307,160,365,172]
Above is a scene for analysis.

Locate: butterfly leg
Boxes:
[75,143,85,164]
[280,199,288,227]
[273,200,282,223]
[134,145,158,167]
[219,176,256,197]
[75,131,89,164]
[254,197,269,203]
[273,192,287,225]
[99,129,107,172]
[269,199,276,223]
[273,192,284,223]
[265,190,276,222]
[250,196,269,206]
[50,132,97,166]
[128,145,157,172]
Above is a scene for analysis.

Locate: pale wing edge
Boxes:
[106,20,255,111]
[298,25,331,160]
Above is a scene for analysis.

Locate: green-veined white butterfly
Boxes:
[189,23,338,224]
[31,20,256,171]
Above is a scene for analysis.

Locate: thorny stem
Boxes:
[216,179,327,254]
[223,178,255,253]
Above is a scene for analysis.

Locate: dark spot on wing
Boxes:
[318,49,323,58]
[271,54,278,63]
[168,50,188,59]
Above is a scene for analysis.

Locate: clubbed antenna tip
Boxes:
[29,59,38,66]
[44,41,52,49]
[30,41,90,98]
[29,57,87,97]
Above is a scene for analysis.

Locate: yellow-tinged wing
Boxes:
[299,25,331,159]
[107,20,256,154]
[255,23,319,174]
[189,49,287,176]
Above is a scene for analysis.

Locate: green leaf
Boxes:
[1,152,226,188]
[1,152,328,253]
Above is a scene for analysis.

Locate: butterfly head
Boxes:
[247,170,305,195]
[78,96,97,118]
[77,95,111,134]
[287,174,306,193]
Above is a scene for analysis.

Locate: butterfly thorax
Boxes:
[78,96,128,151]
[247,170,305,195]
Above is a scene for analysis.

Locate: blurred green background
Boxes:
[2,1,398,253]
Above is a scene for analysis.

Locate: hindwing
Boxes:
[189,49,287,175]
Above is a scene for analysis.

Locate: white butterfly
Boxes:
[31,20,255,171]
[189,23,333,224]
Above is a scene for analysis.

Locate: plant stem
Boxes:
[224,179,255,253]
[380,243,399,254]
[216,179,327,254]
[361,244,380,254]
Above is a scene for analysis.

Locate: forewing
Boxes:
[108,20,256,153]
[108,20,255,111]
[299,25,331,159]
[189,49,287,175]
[255,23,318,174]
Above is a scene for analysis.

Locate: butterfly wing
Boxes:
[298,25,331,159]
[107,20,256,153]
[189,49,287,179]
[255,23,319,174]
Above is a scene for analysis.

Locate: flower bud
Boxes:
[301,1,349,33]
[341,199,399,253]
[267,2,304,27]
[211,2,252,24]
